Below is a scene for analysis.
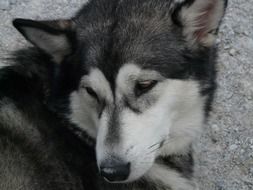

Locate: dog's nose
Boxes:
[100,160,130,182]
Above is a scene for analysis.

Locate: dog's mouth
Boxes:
[98,139,167,183]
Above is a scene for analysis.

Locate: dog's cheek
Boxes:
[69,90,98,138]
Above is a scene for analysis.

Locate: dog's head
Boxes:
[14,0,227,183]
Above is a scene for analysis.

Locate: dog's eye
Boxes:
[135,80,157,96]
[85,87,99,101]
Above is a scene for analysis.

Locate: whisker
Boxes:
[148,141,162,149]
[146,137,174,155]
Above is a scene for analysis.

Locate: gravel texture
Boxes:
[0,0,253,190]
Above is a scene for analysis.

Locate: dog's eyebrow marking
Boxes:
[83,68,113,103]
[117,63,141,83]
[116,63,163,95]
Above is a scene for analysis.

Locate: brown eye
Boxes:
[135,80,157,97]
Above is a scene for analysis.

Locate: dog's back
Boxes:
[0,49,98,190]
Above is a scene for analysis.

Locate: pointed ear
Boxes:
[13,18,76,63]
[173,0,227,47]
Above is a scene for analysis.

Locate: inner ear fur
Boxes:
[172,0,227,47]
[13,18,76,63]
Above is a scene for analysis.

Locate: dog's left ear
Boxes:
[13,18,75,63]
[173,0,227,47]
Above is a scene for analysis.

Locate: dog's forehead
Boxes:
[77,0,189,85]
[80,23,186,84]
[85,64,162,96]
[116,64,163,84]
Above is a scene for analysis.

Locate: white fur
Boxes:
[95,64,204,182]
[69,68,113,138]
[68,63,204,187]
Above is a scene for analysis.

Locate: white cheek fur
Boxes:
[96,76,204,182]
[68,64,204,183]
[69,90,98,138]
[68,68,113,139]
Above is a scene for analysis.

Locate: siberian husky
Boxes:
[0,0,227,189]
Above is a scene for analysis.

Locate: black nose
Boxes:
[100,160,130,182]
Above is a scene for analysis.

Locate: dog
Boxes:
[0,0,227,189]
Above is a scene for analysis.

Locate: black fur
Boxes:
[0,48,98,190]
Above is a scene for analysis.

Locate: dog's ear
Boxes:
[172,0,227,47]
[13,18,75,63]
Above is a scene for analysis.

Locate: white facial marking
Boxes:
[96,63,204,182]
[69,68,112,138]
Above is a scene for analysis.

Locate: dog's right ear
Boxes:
[13,18,76,63]
[172,0,227,48]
